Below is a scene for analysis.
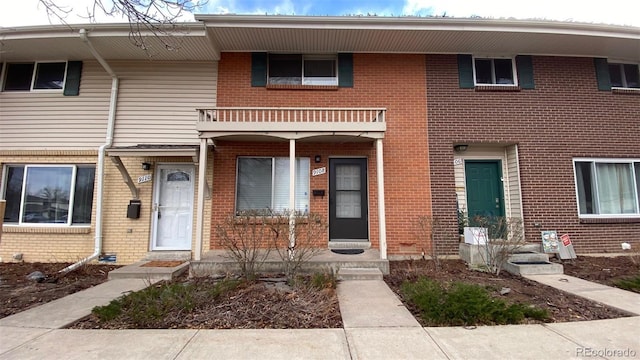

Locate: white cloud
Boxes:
[403,0,640,26]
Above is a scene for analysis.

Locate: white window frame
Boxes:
[1,61,68,92]
[608,61,640,89]
[472,56,518,86]
[235,156,310,214]
[573,158,640,218]
[268,54,338,86]
[1,164,95,226]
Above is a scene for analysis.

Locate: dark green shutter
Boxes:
[338,53,353,88]
[457,54,474,89]
[516,55,535,89]
[63,61,82,96]
[593,58,611,91]
[251,52,267,87]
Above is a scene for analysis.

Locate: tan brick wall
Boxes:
[213,53,431,255]
[426,55,640,254]
[1,151,213,264]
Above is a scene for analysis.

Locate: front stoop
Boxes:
[338,268,383,281]
[108,261,190,281]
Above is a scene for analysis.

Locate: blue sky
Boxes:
[1,0,639,27]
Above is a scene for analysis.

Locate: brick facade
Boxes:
[212,53,432,255]
[426,55,640,254]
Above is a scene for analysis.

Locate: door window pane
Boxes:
[336,164,361,218]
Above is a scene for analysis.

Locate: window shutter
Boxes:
[251,52,268,87]
[63,61,82,96]
[338,53,353,88]
[593,58,611,91]
[516,55,535,89]
[457,54,474,89]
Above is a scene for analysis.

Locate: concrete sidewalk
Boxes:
[1,274,639,359]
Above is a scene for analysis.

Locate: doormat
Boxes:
[331,249,365,255]
[140,261,185,268]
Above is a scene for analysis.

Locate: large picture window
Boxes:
[236,157,310,213]
[3,165,95,225]
[574,160,640,217]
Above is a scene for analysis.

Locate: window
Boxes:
[236,157,310,213]
[474,57,516,85]
[3,165,95,225]
[2,62,67,91]
[268,54,337,86]
[574,160,640,217]
[608,63,640,89]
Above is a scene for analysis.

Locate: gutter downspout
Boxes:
[61,29,119,273]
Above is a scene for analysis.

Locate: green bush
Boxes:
[92,278,241,327]
[401,277,549,326]
[614,275,640,293]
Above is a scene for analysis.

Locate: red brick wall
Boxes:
[426,55,640,254]
[212,53,431,254]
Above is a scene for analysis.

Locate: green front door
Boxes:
[465,160,504,220]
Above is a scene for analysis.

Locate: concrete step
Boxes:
[509,251,550,263]
[108,261,190,281]
[338,268,383,281]
[503,261,564,276]
[143,251,192,261]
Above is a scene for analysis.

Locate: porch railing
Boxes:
[197,107,386,124]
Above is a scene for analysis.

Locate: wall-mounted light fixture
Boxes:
[314,155,322,163]
[453,144,469,153]
[141,162,151,170]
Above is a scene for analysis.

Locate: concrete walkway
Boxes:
[1,275,639,359]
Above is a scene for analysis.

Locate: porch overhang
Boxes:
[106,145,211,199]
[196,107,386,141]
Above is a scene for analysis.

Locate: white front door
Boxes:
[151,164,194,250]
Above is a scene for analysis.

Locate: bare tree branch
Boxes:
[38,0,207,52]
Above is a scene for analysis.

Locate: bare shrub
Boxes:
[269,211,327,282]
[414,215,442,270]
[470,216,525,275]
[215,210,273,280]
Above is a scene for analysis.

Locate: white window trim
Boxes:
[472,56,518,87]
[572,158,640,219]
[1,61,68,92]
[268,54,338,86]
[234,156,311,214]
[608,61,640,90]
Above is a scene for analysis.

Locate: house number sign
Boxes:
[138,174,152,183]
[312,167,326,176]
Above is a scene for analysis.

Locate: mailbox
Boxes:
[127,200,141,219]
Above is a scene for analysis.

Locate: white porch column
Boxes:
[195,138,208,261]
[289,139,296,252]
[376,139,387,260]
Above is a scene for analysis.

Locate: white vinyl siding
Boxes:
[0,61,111,150]
[505,145,523,219]
[111,61,217,146]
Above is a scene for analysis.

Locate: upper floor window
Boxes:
[608,63,640,89]
[474,57,517,85]
[2,164,96,225]
[268,54,337,86]
[2,61,67,91]
[574,159,640,217]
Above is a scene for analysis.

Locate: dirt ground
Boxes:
[384,257,637,325]
[0,262,119,319]
[1,255,638,327]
